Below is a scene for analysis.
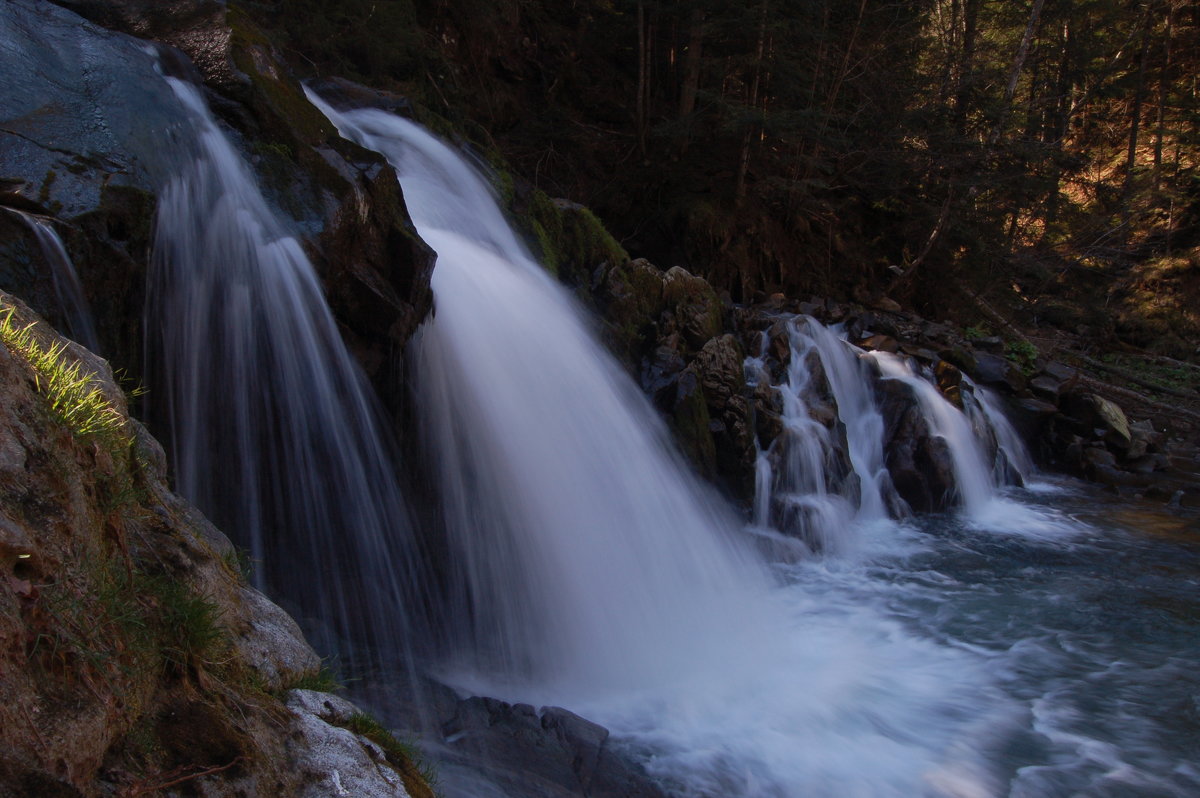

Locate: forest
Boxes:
[254,0,1200,357]
[1,1,1199,796]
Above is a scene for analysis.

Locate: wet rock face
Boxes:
[0,0,195,216]
[1,1,433,402]
[876,378,957,512]
[591,261,758,498]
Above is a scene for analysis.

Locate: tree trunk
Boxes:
[736,1,769,204]
[678,9,704,119]
[988,0,1047,148]
[636,1,648,158]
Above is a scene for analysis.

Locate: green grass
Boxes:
[0,306,129,445]
[1005,338,1039,375]
[343,711,439,797]
[281,663,343,694]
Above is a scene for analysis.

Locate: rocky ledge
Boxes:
[0,292,431,797]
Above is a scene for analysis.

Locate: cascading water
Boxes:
[146,76,420,680]
[870,350,998,514]
[310,94,1039,797]
[748,316,904,553]
[309,94,770,694]
[9,209,99,352]
[968,382,1034,485]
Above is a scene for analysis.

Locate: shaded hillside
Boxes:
[245,0,1200,359]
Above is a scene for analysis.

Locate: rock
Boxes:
[1082,446,1117,469]
[872,296,902,313]
[971,352,1027,393]
[1029,374,1063,402]
[1126,453,1168,474]
[0,0,192,217]
[286,690,413,798]
[693,335,755,495]
[1091,395,1132,450]
[663,266,723,351]
[235,587,322,690]
[858,334,900,353]
[0,294,396,797]
[1125,419,1161,460]
[972,335,1004,353]
[668,367,717,477]
[1041,361,1079,383]
[598,258,666,366]
[877,379,957,512]
[439,696,667,798]
[938,346,977,375]
[935,360,962,408]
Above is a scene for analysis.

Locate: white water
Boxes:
[9,209,99,352]
[311,96,769,693]
[147,76,419,672]
[969,383,1035,485]
[310,96,1053,796]
[750,317,904,553]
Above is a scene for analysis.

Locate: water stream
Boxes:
[309,92,1199,797]
[8,209,99,352]
[146,75,421,682]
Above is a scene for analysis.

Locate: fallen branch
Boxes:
[1077,354,1198,400]
[1077,374,1200,426]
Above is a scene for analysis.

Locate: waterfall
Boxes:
[870,351,997,514]
[751,314,1036,527]
[968,383,1034,485]
[9,209,99,352]
[146,76,420,679]
[802,319,899,521]
[309,94,769,694]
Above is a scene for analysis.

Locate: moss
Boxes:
[669,371,717,477]
[522,189,628,285]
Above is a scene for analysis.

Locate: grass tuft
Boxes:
[0,306,129,445]
[344,711,439,797]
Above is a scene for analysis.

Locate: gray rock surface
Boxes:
[287,690,412,798]
[0,0,195,216]
[235,586,323,690]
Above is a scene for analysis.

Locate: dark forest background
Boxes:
[244,0,1200,360]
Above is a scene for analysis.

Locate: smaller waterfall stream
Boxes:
[147,75,420,680]
[8,209,99,352]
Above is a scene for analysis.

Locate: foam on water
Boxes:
[308,90,1199,798]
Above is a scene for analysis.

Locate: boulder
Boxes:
[877,379,958,512]
[438,696,668,798]
[1091,394,1132,450]
[0,0,191,217]
[858,334,900,353]
[935,360,963,408]
[286,690,414,798]
[1029,374,1064,402]
[692,335,756,495]
[971,351,1028,394]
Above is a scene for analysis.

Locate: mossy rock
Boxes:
[524,189,628,284]
[663,266,723,352]
[668,367,717,477]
